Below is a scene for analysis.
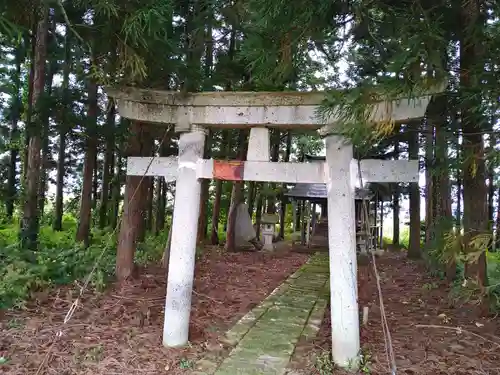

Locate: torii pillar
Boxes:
[163,128,206,345]
[107,87,436,370]
[325,134,359,362]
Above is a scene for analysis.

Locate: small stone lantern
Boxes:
[261,213,279,251]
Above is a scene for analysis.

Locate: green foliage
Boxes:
[382,227,410,249]
[317,78,444,154]
[486,252,500,311]
[314,350,335,375]
[421,217,500,312]
[135,229,170,265]
[0,214,166,309]
[425,217,458,269]
[238,0,350,87]
[314,348,372,374]
[178,358,193,369]
[399,227,410,249]
[291,132,324,161]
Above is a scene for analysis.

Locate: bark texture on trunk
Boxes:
[110,143,123,230]
[197,16,214,241]
[154,178,165,235]
[425,122,435,246]
[279,131,292,240]
[197,130,212,243]
[76,77,98,247]
[6,43,24,220]
[432,95,455,279]
[53,31,72,231]
[211,180,223,245]
[392,126,400,245]
[20,8,48,250]
[116,122,150,280]
[266,129,280,214]
[255,186,263,240]
[408,121,421,259]
[247,181,256,216]
[146,177,155,232]
[21,27,36,185]
[211,130,231,245]
[92,152,99,210]
[38,47,57,219]
[456,142,462,229]
[38,106,51,219]
[487,133,495,235]
[98,101,116,229]
[155,133,174,235]
[496,186,500,249]
[460,0,488,289]
[137,131,154,242]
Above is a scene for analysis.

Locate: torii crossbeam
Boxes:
[107,87,434,370]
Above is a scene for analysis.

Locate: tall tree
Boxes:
[116,122,147,280]
[408,122,421,259]
[38,18,57,218]
[53,30,72,231]
[20,5,48,250]
[392,126,400,245]
[265,129,280,214]
[76,68,98,246]
[98,101,116,229]
[279,131,292,240]
[211,130,231,245]
[460,0,488,288]
[5,39,24,220]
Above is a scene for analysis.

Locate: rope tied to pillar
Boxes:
[357,158,398,375]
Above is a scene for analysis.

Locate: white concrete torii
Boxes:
[107,87,431,369]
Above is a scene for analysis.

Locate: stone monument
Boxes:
[261,213,279,251]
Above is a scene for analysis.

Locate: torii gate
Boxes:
[107,87,432,369]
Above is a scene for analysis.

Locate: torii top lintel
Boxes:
[105,86,440,132]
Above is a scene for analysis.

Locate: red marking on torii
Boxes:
[213,160,244,181]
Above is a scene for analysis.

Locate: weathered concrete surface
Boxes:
[127,157,418,185]
[195,253,329,375]
[163,129,206,347]
[107,86,439,129]
[325,135,360,367]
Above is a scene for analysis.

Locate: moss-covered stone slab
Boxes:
[221,304,271,346]
[297,264,329,272]
[301,298,328,340]
[241,324,304,345]
[272,297,316,311]
[214,355,289,375]
[262,306,311,323]
[230,340,296,358]
[194,358,220,374]
[208,253,330,375]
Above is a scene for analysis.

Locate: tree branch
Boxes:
[57,0,87,47]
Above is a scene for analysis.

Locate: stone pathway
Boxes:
[195,253,329,375]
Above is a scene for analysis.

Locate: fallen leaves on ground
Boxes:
[0,246,308,375]
[290,253,500,375]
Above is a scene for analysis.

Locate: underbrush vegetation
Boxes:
[0,213,168,310]
[384,226,500,312]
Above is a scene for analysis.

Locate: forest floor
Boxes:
[288,252,500,375]
[0,245,308,375]
[2,247,500,375]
